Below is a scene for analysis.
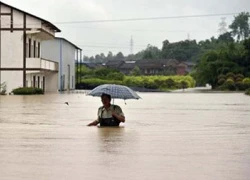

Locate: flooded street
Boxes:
[0,92,250,180]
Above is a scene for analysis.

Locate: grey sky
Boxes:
[3,0,250,57]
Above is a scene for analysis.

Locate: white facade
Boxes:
[0,2,60,93]
[41,38,81,91]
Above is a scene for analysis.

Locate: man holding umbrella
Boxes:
[87,93,125,127]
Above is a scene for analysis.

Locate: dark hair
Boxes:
[101,93,111,100]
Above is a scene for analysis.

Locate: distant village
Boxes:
[82,59,195,76]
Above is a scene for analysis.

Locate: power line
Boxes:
[54,13,238,24]
[79,45,143,49]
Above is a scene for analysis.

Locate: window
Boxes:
[37,76,40,88]
[33,40,36,57]
[38,42,40,58]
[26,43,29,58]
[33,76,36,87]
[28,38,31,57]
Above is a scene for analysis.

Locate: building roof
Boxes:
[0,1,61,32]
[106,60,124,68]
[82,62,101,69]
[119,62,136,69]
[135,59,165,69]
[55,37,82,50]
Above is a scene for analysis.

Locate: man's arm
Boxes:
[112,113,125,123]
[87,119,99,126]
[112,106,125,123]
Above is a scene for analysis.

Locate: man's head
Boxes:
[101,93,111,107]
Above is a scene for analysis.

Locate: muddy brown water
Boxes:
[0,92,250,180]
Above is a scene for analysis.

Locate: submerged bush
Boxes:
[245,89,250,96]
[12,87,44,95]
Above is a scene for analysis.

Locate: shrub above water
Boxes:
[12,87,44,95]
[245,89,250,96]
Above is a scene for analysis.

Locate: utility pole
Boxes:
[187,33,191,40]
[218,17,227,35]
[130,35,134,55]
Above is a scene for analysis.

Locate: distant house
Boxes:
[41,38,82,91]
[176,62,188,75]
[176,61,196,75]
[135,59,165,75]
[105,60,124,69]
[103,59,195,76]
[0,1,60,93]
[118,61,136,75]
[82,61,102,69]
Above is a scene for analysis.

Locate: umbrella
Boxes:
[87,84,141,100]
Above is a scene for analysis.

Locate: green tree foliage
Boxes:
[194,45,243,89]
[80,75,195,91]
[229,12,250,41]
[12,87,44,95]
[130,66,142,76]
[142,45,162,59]
[218,32,234,43]
[115,52,125,61]
[0,82,7,95]
[162,40,201,62]
[245,88,250,95]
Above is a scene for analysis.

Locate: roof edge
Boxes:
[0,1,61,32]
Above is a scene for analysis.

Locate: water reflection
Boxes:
[97,127,125,154]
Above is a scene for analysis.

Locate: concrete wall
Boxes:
[41,38,77,91]
[1,71,23,93]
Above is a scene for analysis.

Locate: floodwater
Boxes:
[0,92,250,180]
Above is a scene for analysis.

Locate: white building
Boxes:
[41,37,82,91]
[0,1,61,93]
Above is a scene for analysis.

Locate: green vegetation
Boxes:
[245,89,250,95]
[12,87,44,95]
[77,66,195,91]
[193,12,250,90]
[0,82,7,95]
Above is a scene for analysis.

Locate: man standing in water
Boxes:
[87,93,125,126]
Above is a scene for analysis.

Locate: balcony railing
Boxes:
[26,58,58,72]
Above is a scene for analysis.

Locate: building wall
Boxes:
[41,39,76,91]
[1,71,23,92]
[0,3,58,93]
[60,40,76,90]
[41,40,60,62]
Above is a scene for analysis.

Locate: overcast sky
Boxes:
[3,0,250,57]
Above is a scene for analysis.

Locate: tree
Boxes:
[89,56,95,62]
[95,54,101,63]
[162,39,200,62]
[115,52,125,61]
[218,32,234,43]
[107,51,113,61]
[142,44,161,59]
[130,66,141,76]
[0,82,7,95]
[83,56,89,62]
[100,53,106,63]
[243,38,250,76]
[229,12,250,41]
[218,17,228,35]
[194,44,243,88]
